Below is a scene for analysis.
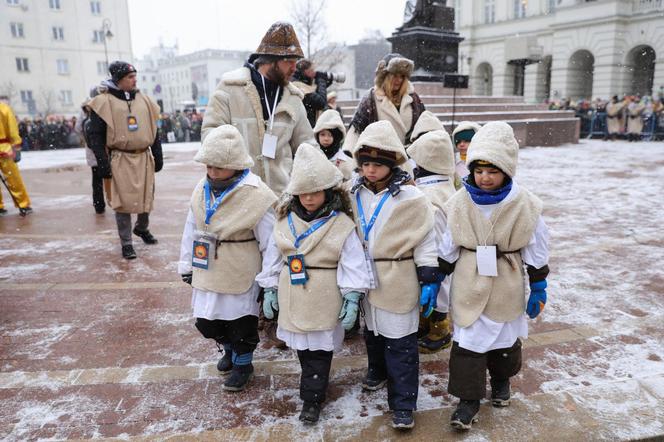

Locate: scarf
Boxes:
[462,176,512,205]
[207,170,244,197]
[289,189,343,222]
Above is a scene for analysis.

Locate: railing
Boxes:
[633,0,664,12]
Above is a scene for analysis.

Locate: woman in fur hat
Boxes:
[342,53,426,154]
[349,120,441,430]
[452,121,482,187]
[178,125,278,392]
[313,109,355,180]
[438,122,550,431]
[261,143,370,424]
[406,129,457,355]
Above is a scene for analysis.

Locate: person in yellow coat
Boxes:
[0,96,32,216]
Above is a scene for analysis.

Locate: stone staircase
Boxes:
[338,88,579,147]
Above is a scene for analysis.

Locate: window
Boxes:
[20,90,33,103]
[52,26,64,40]
[514,0,527,19]
[97,60,108,75]
[10,22,24,38]
[16,57,29,72]
[7,0,20,5]
[49,0,61,10]
[484,0,495,23]
[59,90,73,105]
[548,0,557,12]
[92,29,105,43]
[56,59,69,74]
[90,1,100,14]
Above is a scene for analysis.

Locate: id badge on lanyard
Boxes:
[288,254,308,285]
[192,230,217,270]
[362,243,379,289]
[476,245,498,277]
[127,115,139,132]
[260,76,279,159]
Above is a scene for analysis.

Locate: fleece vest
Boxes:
[352,189,434,313]
[190,177,277,294]
[418,177,457,213]
[274,212,356,333]
[444,188,542,327]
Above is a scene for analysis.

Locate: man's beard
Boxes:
[267,63,289,87]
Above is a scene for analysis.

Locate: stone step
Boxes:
[337,95,527,107]
[340,103,550,115]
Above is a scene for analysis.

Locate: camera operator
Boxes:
[291,59,332,127]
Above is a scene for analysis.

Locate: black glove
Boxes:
[97,160,112,179]
[181,273,192,285]
[151,136,164,172]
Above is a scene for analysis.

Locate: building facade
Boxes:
[456,0,664,101]
[0,0,133,116]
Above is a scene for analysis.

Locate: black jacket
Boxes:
[292,70,329,128]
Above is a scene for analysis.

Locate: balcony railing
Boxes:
[633,0,664,12]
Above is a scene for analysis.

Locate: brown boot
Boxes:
[419,311,452,354]
[264,319,287,350]
[417,313,430,342]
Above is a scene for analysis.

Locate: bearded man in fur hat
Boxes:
[202,22,316,196]
[342,53,426,153]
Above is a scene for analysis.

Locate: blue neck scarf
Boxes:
[462,176,513,205]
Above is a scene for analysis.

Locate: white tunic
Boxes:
[356,184,439,339]
[260,218,371,352]
[439,181,550,353]
[178,191,276,321]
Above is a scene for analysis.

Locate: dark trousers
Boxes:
[194,315,259,356]
[448,339,522,400]
[115,212,149,246]
[297,349,333,404]
[364,327,419,411]
[91,166,105,212]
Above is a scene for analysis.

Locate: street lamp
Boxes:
[101,18,113,67]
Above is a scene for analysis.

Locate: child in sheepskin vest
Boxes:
[439,122,550,431]
[178,125,277,392]
[406,129,457,355]
[349,120,441,431]
[313,109,355,181]
[261,143,370,425]
[452,121,481,188]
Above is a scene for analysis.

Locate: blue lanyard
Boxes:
[287,211,338,249]
[356,191,390,242]
[203,169,249,225]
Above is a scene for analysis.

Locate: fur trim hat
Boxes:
[286,143,343,195]
[466,122,519,178]
[194,125,254,170]
[406,130,455,176]
[452,121,482,144]
[352,120,408,166]
[410,111,445,142]
[249,22,304,63]
[313,109,346,137]
[374,53,414,88]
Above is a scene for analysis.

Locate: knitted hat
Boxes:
[194,125,254,170]
[353,120,408,166]
[108,61,137,83]
[286,143,343,195]
[375,53,414,88]
[410,111,444,142]
[465,122,519,178]
[249,22,304,63]
[406,130,455,176]
[452,121,482,145]
[313,109,346,137]
[357,147,398,168]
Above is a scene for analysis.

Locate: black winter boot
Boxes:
[19,207,33,217]
[392,410,415,430]
[450,399,480,431]
[490,378,511,407]
[361,367,387,391]
[0,208,8,216]
[222,363,254,392]
[133,227,158,244]
[122,245,137,260]
[298,401,321,424]
[216,346,233,374]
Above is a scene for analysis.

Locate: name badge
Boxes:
[288,254,308,285]
[192,240,210,270]
[476,245,498,277]
[127,115,139,132]
[261,133,278,159]
[363,244,379,289]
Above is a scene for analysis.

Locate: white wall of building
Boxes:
[456,0,664,101]
[0,0,133,116]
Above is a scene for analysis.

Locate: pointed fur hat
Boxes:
[407,130,455,176]
[352,120,408,166]
[466,121,519,177]
[410,110,445,142]
[194,124,254,170]
[285,143,344,195]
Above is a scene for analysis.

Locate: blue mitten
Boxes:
[420,282,441,319]
[338,291,362,331]
[527,280,547,319]
[262,288,279,320]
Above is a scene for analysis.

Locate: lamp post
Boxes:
[101,18,113,67]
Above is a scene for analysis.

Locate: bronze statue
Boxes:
[402,0,449,30]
